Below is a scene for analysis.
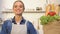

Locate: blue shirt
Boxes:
[1,17,37,34]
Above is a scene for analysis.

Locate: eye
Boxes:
[19,5,23,8]
[14,5,17,8]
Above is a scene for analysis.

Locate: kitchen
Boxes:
[0,0,60,34]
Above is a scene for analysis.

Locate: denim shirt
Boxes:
[0,17,37,34]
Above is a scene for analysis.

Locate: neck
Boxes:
[15,15,22,24]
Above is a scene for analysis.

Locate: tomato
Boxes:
[48,11,56,16]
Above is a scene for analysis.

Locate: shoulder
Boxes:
[2,19,12,26]
[26,20,37,34]
[26,20,34,28]
[27,21,33,26]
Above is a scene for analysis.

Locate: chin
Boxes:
[16,13,22,15]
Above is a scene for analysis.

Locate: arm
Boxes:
[1,21,8,34]
[27,21,37,34]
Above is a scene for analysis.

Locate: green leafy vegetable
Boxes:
[40,15,60,25]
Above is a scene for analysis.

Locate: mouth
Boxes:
[16,10,21,12]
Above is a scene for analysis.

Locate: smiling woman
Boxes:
[13,1,25,15]
[0,0,37,34]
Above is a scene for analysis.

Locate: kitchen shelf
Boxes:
[2,10,45,13]
[24,11,45,13]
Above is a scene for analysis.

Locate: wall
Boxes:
[48,0,60,4]
[1,0,60,11]
[1,0,46,11]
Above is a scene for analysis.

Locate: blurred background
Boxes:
[0,0,60,34]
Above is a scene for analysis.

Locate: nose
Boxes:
[17,6,20,10]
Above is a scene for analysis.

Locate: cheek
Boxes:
[19,8,24,12]
[13,8,17,11]
[13,8,17,13]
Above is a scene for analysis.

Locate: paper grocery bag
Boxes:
[43,20,60,34]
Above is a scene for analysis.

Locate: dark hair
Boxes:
[13,0,25,10]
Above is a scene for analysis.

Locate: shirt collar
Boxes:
[12,17,26,24]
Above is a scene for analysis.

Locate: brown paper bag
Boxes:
[43,20,60,34]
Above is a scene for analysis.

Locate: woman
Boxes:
[1,0,37,34]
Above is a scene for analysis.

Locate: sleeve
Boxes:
[27,21,37,34]
[0,21,8,34]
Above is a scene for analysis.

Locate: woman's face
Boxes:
[13,2,24,15]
